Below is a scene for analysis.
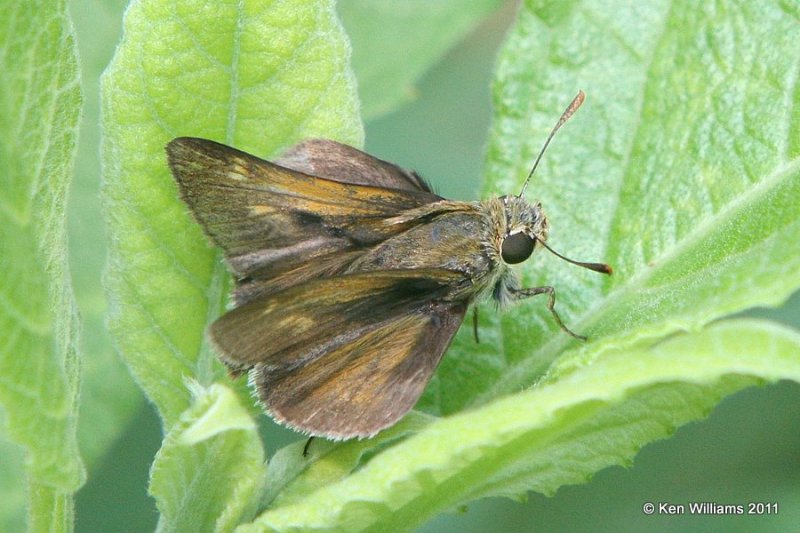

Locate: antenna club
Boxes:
[572,90,585,111]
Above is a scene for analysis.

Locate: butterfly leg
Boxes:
[303,436,315,457]
[472,307,480,344]
[509,286,586,341]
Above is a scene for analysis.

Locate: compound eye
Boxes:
[501,232,535,264]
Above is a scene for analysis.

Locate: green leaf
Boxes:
[338,0,504,120]
[244,319,800,530]
[101,0,363,426]
[0,0,84,530]
[430,0,800,412]
[150,383,264,532]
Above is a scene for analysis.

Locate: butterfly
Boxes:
[166,91,610,440]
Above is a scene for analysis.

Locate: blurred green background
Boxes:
[65,1,799,531]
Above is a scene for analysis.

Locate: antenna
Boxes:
[518,90,585,198]
[537,238,612,275]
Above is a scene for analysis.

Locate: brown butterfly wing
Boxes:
[208,269,468,438]
[166,138,442,300]
[275,139,433,192]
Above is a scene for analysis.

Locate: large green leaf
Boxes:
[0,0,84,530]
[101,0,363,427]
[428,0,800,413]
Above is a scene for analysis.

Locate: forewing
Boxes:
[276,139,434,193]
[208,269,469,438]
[166,138,441,282]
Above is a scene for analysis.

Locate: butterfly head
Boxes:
[498,195,548,265]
